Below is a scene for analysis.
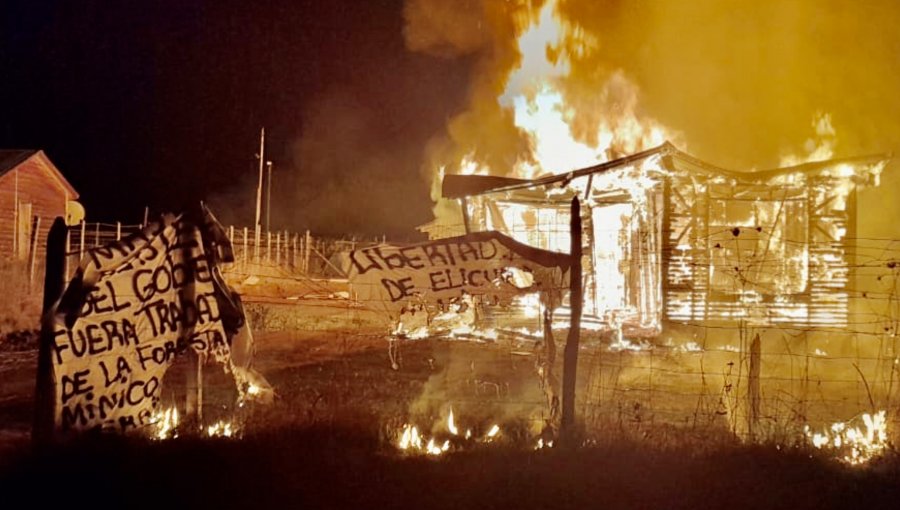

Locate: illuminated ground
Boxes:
[2,321,900,507]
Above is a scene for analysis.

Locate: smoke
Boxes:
[406,0,900,212]
[402,0,489,57]
[406,342,548,438]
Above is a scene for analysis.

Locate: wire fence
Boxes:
[16,218,900,445]
[62,222,378,280]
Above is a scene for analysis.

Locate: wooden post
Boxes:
[304,230,311,273]
[266,231,272,262]
[459,198,471,234]
[542,292,560,434]
[748,333,761,441]
[292,233,298,269]
[29,217,41,286]
[276,231,281,264]
[116,221,121,241]
[94,222,100,247]
[254,225,260,262]
[33,217,68,446]
[78,220,86,261]
[228,225,234,245]
[142,206,149,227]
[561,196,583,444]
[64,225,71,280]
[298,234,304,271]
[242,227,248,267]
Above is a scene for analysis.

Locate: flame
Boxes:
[448,408,459,435]
[438,0,675,186]
[150,406,179,440]
[497,0,672,179]
[535,438,554,450]
[207,420,236,438]
[780,112,836,167]
[396,409,501,456]
[804,410,890,465]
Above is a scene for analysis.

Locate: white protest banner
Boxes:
[49,209,251,433]
[348,231,570,316]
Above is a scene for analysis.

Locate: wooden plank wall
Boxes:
[0,159,69,261]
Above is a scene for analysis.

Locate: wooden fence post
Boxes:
[29,217,41,287]
[254,226,260,263]
[304,230,311,273]
[242,227,248,267]
[266,231,272,263]
[78,220,86,261]
[748,333,761,441]
[64,225,71,280]
[94,222,100,247]
[561,196,583,445]
[115,221,121,241]
[276,232,281,264]
[33,217,68,446]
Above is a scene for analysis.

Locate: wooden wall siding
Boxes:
[0,157,70,260]
[663,173,853,328]
[464,167,859,332]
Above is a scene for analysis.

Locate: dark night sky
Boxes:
[0,0,471,236]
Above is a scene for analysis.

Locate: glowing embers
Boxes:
[804,411,890,465]
[396,407,502,457]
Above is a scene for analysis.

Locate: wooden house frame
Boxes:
[440,142,889,336]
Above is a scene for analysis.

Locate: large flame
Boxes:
[455,0,673,182]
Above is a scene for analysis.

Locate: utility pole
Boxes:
[255,127,265,228]
[265,161,273,231]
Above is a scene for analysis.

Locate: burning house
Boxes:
[433,142,889,337]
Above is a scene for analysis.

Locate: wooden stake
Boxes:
[542,292,560,434]
[561,196,583,444]
[459,197,471,234]
[29,217,41,287]
[254,226,260,262]
[78,220,85,261]
[304,230,311,273]
[748,333,761,440]
[33,217,68,446]
[242,227,248,267]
